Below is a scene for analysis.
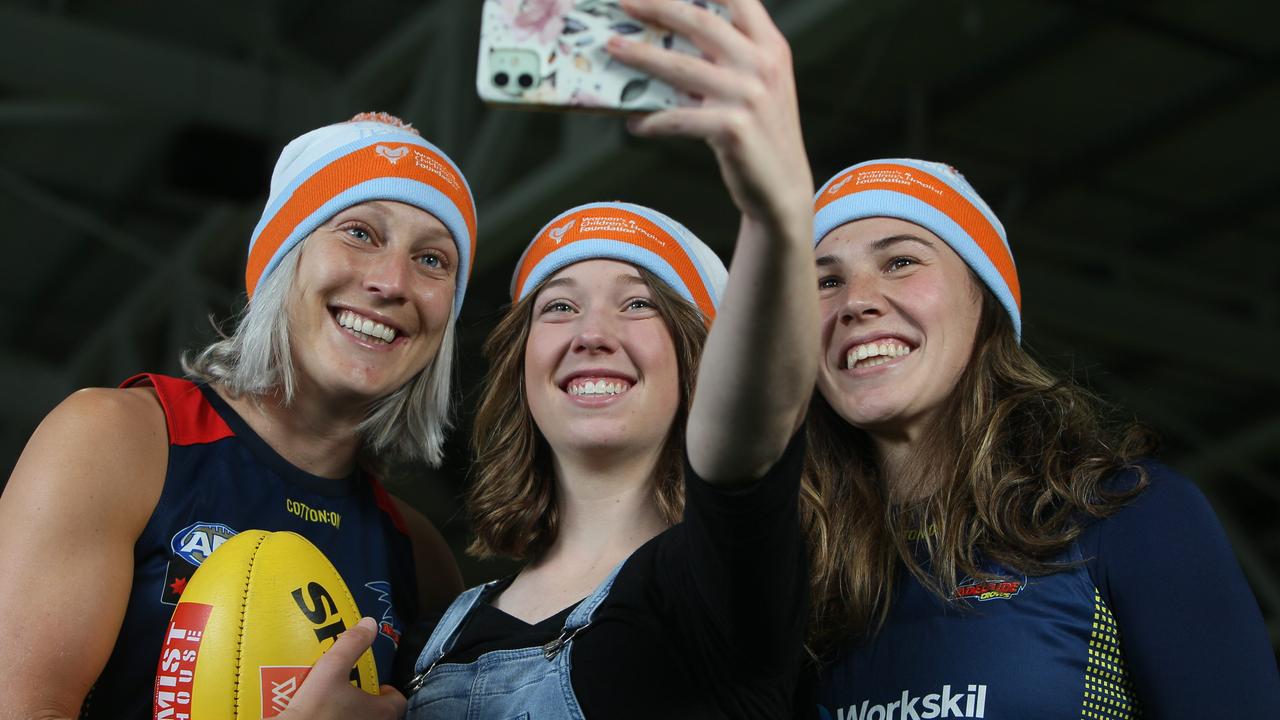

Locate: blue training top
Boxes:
[80,374,419,720]
[818,462,1280,719]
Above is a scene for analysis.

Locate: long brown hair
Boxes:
[466,267,709,561]
[801,290,1156,656]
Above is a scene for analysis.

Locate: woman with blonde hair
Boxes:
[388,0,819,715]
[804,158,1280,718]
[0,112,473,720]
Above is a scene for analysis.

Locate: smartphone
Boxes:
[477,0,729,113]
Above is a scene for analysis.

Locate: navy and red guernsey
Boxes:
[816,462,1280,719]
[80,374,419,720]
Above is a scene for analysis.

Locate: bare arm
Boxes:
[389,496,464,618]
[0,388,168,720]
[610,0,819,484]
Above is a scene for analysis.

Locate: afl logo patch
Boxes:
[170,521,239,567]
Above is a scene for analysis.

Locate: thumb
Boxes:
[306,616,377,686]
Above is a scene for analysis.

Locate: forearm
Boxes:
[688,209,818,483]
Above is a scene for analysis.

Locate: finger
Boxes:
[718,0,784,43]
[378,685,408,716]
[305,617,378,687]
[620,0,755,67]
[606,36,747,102]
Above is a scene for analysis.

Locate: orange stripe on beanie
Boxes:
[245,113,477,316]
[814,159,1021,339]
[512,202,726,324]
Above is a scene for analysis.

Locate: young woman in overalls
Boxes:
[401,0,818,715]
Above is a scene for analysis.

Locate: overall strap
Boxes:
[415,581,496,674]
[541,557,629,661]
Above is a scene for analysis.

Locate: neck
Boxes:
[537,443,669,570]
[215,380,365,479]
[870,425,934,504]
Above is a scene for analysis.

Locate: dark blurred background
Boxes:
[0,0,1276,659]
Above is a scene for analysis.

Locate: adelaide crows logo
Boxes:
[952,575,1026,602]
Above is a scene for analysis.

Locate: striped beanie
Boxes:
[511,201,727,323]
[245,112,477,317]
[814,158,1021,340]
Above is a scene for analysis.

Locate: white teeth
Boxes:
[567,378,631,396]
[336,309,397,344]
[846,340,912,369]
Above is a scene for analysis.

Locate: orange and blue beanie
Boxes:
[814,158,1021,340]
[512,201,727,323]
[245,112,477,317]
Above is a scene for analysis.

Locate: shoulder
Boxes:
[1097,460,1216,528]
[36,386,167,469]
[1083,459,1236,594]
[4,386,169,537]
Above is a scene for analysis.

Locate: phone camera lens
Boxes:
[518,73,534,88]
[494,72,509,87]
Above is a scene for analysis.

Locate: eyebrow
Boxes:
[540,273,647,290]
[872,233,936,251]
[815,234,937,266]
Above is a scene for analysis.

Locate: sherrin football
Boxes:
[152,530,379,720]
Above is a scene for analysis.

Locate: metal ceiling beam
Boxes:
[1046,0,1279,68]
[65,206,246,382]
[1017,220,1270,327]
[0,5,337,138]
[339,3,451,109]
[0,167,163,270]
[1029,265,1280,386]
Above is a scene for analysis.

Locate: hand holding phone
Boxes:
[477,0,728,112]
[606,0,813,229]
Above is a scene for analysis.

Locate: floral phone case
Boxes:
[477,0,729,113]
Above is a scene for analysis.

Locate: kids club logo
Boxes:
[548,218,577,245]
[375,144,411,164]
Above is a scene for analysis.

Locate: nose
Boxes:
[572,308,620,354]
[838,273,884,326]
[363,250,412,302]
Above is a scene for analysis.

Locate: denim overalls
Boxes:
[404,562,625,719]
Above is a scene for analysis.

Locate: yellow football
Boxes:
[152,530,379,720]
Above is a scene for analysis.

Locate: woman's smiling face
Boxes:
[814,217,983,440]
[523,259,680,459]
[287,200,457,405]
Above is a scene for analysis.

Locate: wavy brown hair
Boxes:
[801,289,1157,656]
[466,267,709,561]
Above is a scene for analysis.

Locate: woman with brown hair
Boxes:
[805,158,1280,718]
[392,0,819,715]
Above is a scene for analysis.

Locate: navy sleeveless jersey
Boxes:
[80,374,420,720]
[817,462,1280,719]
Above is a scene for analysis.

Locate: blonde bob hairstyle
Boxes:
[182,236,458,467]
[801,287,1155,656]
[466,266,708,561]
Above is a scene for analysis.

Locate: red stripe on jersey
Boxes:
[367,476,409,536]
[121,373,235,446]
